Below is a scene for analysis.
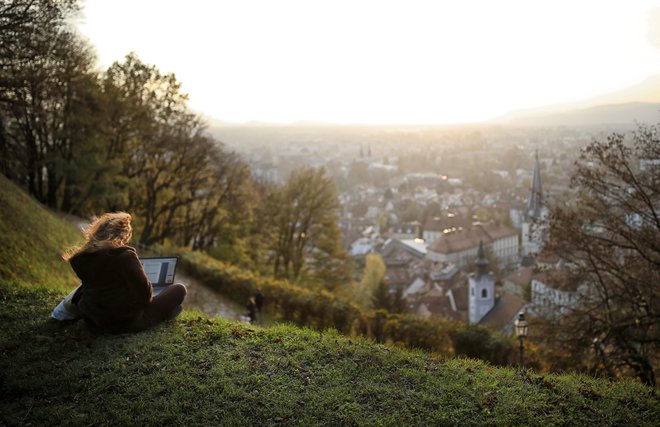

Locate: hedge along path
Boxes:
[178,251,463,356]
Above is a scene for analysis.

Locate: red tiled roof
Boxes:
[482,222,518,240]
[536,248,561,264]
[419,296,465,322]
[479,290,527,332]
[424,215,472,232]
[428,223,518,254]
[428,227,489,254]
[450,284,469,311]
[503,266,535,287]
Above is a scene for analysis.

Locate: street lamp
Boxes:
[514,311,528,369]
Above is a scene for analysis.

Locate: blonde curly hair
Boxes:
[63,212,133,260]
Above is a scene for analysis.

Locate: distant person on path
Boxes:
[53,212,187,333]
[255,290,264,322]
[246,296,257,324]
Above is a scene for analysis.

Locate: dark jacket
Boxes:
[70,246,153,333]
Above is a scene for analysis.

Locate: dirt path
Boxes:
[177,271,247,321]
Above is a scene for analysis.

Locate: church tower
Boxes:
[468,241,495,324]
[522,150,548,256]
[527,149,543,220]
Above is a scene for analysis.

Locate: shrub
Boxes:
[179,251,511,363]
[451,324,513,365]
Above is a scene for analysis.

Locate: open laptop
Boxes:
[140,256,179,296]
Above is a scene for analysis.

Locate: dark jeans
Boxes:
[129,283,187,332]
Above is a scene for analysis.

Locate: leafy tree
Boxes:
[390,287,408,314]
[56,50,114,214]
[180,146,255,251]
[266,167,352,289]
[99,54,256,247]
[371,277,408,314]
[372,278,391,311]
[103,54,196,244]
[544,125,659,386]
[0,0,103,210]
[307,228,354,291]
[451,324,512,365]
[352,253,385,309]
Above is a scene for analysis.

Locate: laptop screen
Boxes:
[140,257,178,287]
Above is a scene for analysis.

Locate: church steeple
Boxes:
[527,150,543,220]
[475,240,489,277]
[469,240,495,324]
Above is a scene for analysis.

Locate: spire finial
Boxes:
[476,240,489,276]
[527,150,543,219]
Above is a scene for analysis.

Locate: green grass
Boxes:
[1,175,658,426]
[0,175,83,290]
[2,284,658,426]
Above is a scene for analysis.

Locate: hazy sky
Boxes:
[76,0,660,124]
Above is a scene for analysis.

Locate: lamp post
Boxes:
[514,311,528,369]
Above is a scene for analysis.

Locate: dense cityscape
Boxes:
[212,123,629,332]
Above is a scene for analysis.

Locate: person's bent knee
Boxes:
[173,283,187,299]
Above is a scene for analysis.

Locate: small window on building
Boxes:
[471,287,474,297]
[481,288,488,298]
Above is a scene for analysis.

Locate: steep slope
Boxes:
[0,175,82,289]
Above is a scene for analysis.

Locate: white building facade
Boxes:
[531,277,578,317]
[468,243,495,324]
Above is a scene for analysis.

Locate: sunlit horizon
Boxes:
[76,0,660,125]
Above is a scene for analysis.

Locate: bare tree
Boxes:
[545,124,659,386]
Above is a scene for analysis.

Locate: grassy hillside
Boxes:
[1,175,658,426]
[0,175,83,290]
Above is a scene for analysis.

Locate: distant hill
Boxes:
[505,102,660,127]
[496,75,660,127]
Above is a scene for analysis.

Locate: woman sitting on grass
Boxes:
[53,212,186,334]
